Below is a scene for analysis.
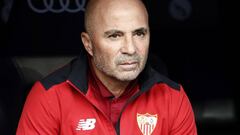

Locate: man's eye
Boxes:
[135,32,145,37]
[108,34,121,39]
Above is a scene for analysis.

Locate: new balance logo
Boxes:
[76,118,96,131]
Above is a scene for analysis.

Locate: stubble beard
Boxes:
[92,54,147,82]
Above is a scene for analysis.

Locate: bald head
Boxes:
[84,0,148,34]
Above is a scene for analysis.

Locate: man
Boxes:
[17,0,197,134]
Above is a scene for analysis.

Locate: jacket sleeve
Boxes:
[170,85,198,135]
[16,81,60,135]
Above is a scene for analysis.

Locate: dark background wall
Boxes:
[1,0,237,135]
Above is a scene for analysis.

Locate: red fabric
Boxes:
[17,81,197,135]
[88,66,139,126]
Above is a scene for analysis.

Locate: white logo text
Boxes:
[76,118,96,131]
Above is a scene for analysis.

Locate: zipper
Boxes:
[115,89,147,135]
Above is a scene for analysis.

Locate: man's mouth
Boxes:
[119,61,138,70]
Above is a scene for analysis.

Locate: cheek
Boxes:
[102,40,122,55]
[136,41,149,56]
[93,43,119,64]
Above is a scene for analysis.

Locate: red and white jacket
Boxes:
[17,53,197,135]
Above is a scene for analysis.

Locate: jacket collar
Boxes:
[68,50,89,94]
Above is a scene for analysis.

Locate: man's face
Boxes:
[85,2,150,81]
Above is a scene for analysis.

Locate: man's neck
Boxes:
[90,61,130,98]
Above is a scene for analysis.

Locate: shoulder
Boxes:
[146,67,181,92]
[25,81,62,107]
[145,68,188,102]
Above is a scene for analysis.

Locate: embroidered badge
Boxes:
[137,113,158,135]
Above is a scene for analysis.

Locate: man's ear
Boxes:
[81,32,93,56]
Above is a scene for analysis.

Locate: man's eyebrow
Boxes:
[104,30,123,36]
[133,27,148,33]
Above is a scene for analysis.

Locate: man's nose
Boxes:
[121,36,136,55]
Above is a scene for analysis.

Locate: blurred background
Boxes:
[0,0,237,135]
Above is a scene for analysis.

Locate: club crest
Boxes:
[137,113,158,135]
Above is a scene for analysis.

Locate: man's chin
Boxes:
[114,71,140,82]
